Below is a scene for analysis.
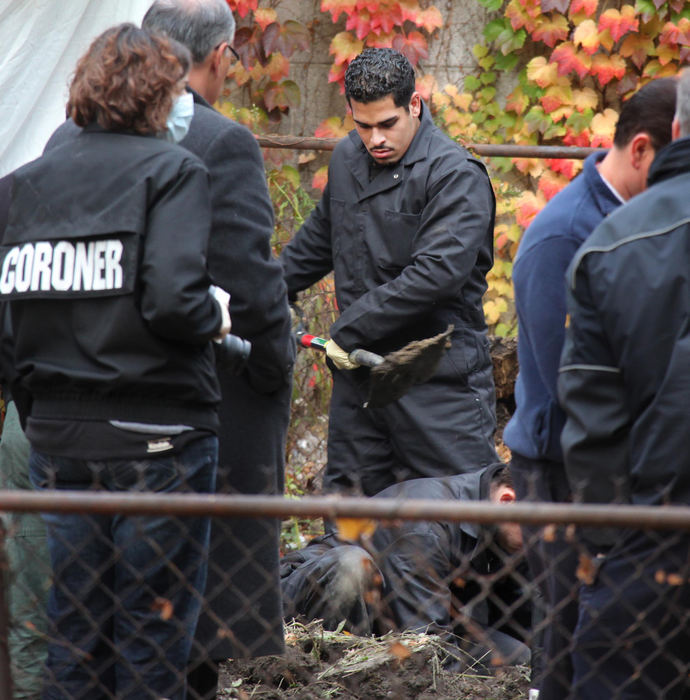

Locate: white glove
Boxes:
[325,339,360,370]
[210,285,231,340]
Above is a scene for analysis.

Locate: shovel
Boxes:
[296,324,454,408]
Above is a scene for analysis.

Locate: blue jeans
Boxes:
[29,435,218,700]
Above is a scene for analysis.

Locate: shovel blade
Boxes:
[365,324,454,407]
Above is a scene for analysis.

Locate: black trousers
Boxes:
[510,452,581,698]
[570,530,690,699]
[325,354,498,497]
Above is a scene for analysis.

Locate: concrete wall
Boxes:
[224,0,495,139]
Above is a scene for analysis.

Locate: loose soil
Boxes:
[218,621,531,699]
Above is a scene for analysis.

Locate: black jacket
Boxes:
[281,102,495,362]
[181,91,295,395]
[281,463,528,639]
[559,136,690,518]
[2,126,222,430]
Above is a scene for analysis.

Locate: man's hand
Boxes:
[210,285,231,340]
[325,339,360,370]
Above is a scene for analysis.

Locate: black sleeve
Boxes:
[331,161,494,349]
[139,159,222,343]
[203,123,294,394]
[558,255,632,540]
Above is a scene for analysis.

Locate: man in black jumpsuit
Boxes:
[281,48,498,497]
[281,463,531,670]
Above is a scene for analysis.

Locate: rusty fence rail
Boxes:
[255,135,603,160]
[1,489,690,529]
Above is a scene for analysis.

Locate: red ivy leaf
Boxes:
[573,19,600,55]
[226,0,258,18]
[541,0,570,13]
[569,0,597,17]
[546,158,581,180]
[563,127,592,147]
[391,31,429,65]
[312,166,329,193]
[320,0,356,23]
[314,115,351,138]
[234,26,267,68]
[660,19,690,48]
[540,84,573,114]
[619,33,655,70]
[598,6,639,43]
[263,80,300,112]
[328,62,348,87]
[538,169,570,200]
[254,8,277,31]
[590,54,626,87]
[551,42,592,79]
[346,9,372,40]
[532,14,569,47]
[416,6,444,33]
[329,31,364,66]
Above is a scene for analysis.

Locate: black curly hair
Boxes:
[344,48,415,108]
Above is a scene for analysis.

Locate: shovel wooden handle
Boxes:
[297,333,384,368]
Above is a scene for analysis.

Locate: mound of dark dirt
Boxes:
[217,622,530,699]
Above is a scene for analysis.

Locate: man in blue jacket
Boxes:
[503,77,677,699]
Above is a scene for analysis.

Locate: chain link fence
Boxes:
[1,491,689,699]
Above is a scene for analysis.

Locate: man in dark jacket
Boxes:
[46,2,295,697]
[558,69,690,699]
[141,2,295,696]
[502,78,677,699]
[281,463,531,671]
[281,48,498,498]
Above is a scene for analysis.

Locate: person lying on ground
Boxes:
[281,463,531,672]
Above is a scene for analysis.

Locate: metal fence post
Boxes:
[0,520,13,700]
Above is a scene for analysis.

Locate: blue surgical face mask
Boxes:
[163,91,194,143]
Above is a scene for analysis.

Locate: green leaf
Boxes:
[484,18,507,42]
[519,70,545,99]
[543,122,566,140]
[565,109,593,132]
[495,26,526,54]
[477,0,504,10]
[479,55,495,70]
[464,75,482,91]
[490,156,514,173]
[494,53,519,71]
[525,105,551,134]
[280,165,300,189]
[480,71,497,85]
[480,86,497,101]
[472,44,489,59]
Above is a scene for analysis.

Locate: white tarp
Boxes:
[0,0,151,176]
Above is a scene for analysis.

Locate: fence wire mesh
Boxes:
[1,491,689,699]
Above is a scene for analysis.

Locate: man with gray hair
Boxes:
[141,1,295,697]
[558,69,690,698]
